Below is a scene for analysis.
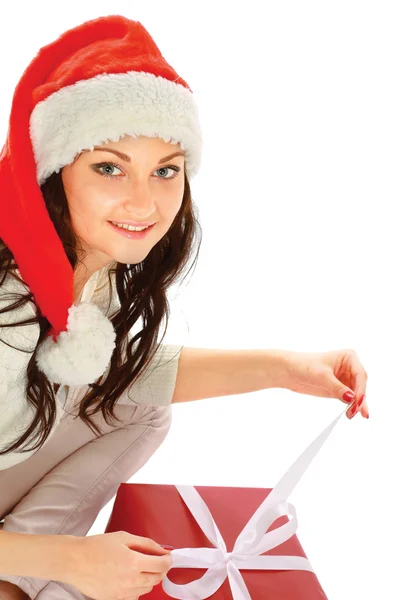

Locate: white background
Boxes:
[1,1,399,598]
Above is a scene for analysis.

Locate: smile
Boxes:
[107,221,155,239]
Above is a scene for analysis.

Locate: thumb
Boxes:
[330,378,355,404]
[125,533,171,555]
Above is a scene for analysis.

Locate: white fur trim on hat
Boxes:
[35,302,117,386]
[30,71,202,185]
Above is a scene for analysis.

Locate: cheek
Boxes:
[164,197,182,219]
[162,183,185,218]
[67,186,115,222]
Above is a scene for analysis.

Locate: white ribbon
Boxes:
[162,407,348,599]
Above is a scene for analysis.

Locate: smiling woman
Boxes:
[0,14,206,598]
[0,14,203,465]
[61,135,188,301]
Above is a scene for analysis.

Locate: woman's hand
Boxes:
[61,531,172,600]
[281,348,369,419]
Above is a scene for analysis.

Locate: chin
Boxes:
[110,249,154,265]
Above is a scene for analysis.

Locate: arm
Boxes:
[0,530,77,580]
[171,347,290,404]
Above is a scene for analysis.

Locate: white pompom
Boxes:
[36,302,117,386]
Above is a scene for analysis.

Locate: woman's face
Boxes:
[61,135,186,273]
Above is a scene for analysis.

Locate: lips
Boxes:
[110,222,150,231]
[107,220,155,238]
[109,221,155,228]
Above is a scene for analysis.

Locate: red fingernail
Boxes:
[161,545,174,550]
[343,391,355,402]
[348,403,358,418]
[357,394,365,406]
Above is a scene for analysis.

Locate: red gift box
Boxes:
[104,411,347,599]
[105,482,328,599]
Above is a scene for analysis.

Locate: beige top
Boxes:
[0,264,182,471]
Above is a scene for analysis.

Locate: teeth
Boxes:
[111,222,150,231]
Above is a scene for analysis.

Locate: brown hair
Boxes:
[0,166,202,456]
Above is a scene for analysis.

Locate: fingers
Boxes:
[358,394,369,418]
[139,569,168,587]
[347,352,369,419]
[354,371,369,417]
[139,552,173,574]
[346,394,368,420]
[129,536,173,575]
[346,397,359,419]
[129,535,171,557]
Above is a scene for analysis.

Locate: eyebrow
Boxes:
[90,147,186,164]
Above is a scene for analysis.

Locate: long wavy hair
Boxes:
[0,166,202,456]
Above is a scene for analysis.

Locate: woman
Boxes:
[0,14,368,600]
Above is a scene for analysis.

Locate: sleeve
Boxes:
[123,342,183,407]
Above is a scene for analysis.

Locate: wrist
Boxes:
[51,534,83,583]
[264,349,293,390]
[32,533,81,582]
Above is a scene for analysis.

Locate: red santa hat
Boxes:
[0,14,202,387]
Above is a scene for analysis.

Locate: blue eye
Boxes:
[155,166,180,179]
[91,162,181,180]
[91,162,123,178]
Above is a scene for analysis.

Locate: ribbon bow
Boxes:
[162,408,348,599]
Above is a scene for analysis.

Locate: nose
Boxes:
[122,182,156,219]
